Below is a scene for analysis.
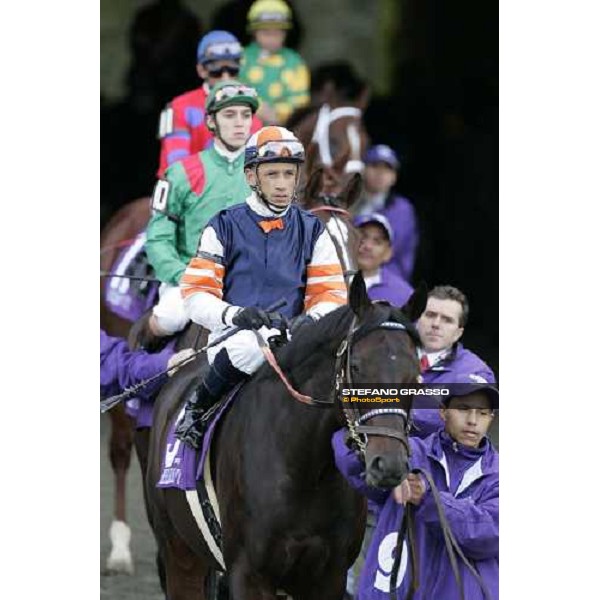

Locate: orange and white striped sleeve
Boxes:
[304,230,348,319]
[181,227,241,331]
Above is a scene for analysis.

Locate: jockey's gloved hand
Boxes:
[266,311,288,330]
[289,313,315,335]
[232,306,273,330]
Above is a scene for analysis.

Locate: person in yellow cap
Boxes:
[240,0,310,125]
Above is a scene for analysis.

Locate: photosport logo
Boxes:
[337,384,451,408]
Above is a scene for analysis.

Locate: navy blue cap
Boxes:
[354,213,394,243]
[364,144,400,169]
[442,374,499,409]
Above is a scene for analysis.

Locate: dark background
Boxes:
[101,0,498,374]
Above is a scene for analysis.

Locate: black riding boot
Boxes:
[175,349,246,449]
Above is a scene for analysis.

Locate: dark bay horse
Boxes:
[102,156,360,575]
[101,195,152,573]
[144,274,426,599]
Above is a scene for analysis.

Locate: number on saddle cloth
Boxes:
[104,232,159,322]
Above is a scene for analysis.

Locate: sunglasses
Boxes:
[207,65,240,77]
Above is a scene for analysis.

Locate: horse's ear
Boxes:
[349,271,371,319]
[338,173,363,209]
[400,281,428,322]
[304,165,324,207]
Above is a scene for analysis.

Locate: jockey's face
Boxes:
[440,393,494,448]
[416,297,464,353]
[197,60,241,87]
[255,29,286,53]
[357,224,392,276]
[248,162,299,207]
[210,105,253,149]
[364,162,397,194]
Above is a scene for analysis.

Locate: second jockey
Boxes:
[175,126,347,448]
[156,30,263,177]
[146,80,259,342]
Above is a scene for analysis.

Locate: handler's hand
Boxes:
[393,473,427,506]
[167,348,195,376]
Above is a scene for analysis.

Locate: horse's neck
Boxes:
[244,355,343,476]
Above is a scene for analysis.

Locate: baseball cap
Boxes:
[364,144,400,169]
[442,374,499,409]
[354,213,394,243]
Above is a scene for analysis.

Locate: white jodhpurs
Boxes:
[152,283,189,335]
[206,326,282,375]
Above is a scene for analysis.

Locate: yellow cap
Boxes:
[247,0,292,31]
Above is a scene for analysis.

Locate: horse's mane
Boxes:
[254,303,400,384]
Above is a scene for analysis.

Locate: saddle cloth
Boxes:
[104,231,159,322]
[157,384,242,489]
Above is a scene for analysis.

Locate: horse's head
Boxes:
[289,101,369,197]
[308,103,369,196]
[343,273,428,488]
[301,167,363,281]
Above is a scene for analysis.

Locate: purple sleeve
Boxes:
[100,331,173,400]
[417,479,499,560]
[331,429,390,505]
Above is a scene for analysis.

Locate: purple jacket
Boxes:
[381,193,419,282]
[412,344,496,439]
[332,429,499,600]
[100,330,173,402]
[366,266,414,308]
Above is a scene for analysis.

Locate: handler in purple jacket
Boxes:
[333,378,499,600]
[414,285,496,438]
[100,329,192,402]
[352,145,419,282]
[355,213,414,308]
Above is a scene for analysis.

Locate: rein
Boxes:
[390,469,493,600]
[309,201,355,283]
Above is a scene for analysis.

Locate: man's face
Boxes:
[416,297,464,352]
[440,392,494,448]
[357,224,392,274]
[209,105,253,149]
[364,162,397,194]
[197,60,240,87]
[255,29,286,53]
[247,162,298,207]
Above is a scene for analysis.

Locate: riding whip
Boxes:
[100,299,287,414]
[100,271,161,284]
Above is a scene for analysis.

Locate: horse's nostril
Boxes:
[370,455,385,474]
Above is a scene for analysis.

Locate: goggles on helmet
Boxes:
[214,85,259,103]
[256,139,304,160]
[204,41,242,59]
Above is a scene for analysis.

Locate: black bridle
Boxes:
[328,314,416,458]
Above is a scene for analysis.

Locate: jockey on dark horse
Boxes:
[145,80,259,346]
[176,126,347,448]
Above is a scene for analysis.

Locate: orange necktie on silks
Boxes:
[258,218,285,234]
[420,354,430,373]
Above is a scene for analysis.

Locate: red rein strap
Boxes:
[255,333,315,405]
[309,206,351,218]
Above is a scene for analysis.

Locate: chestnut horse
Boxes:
[101,195,152,574]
